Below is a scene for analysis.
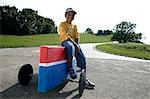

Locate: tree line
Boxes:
[0,5,57,35]
[85,21,142,43]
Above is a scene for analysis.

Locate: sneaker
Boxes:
[85,78,95,89]
[69,68,77,79]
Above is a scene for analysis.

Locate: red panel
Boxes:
[40,46,67,63]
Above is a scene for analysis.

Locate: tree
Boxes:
[134,33,142,42]
[1,5,57,35]
[96,30,103,35]
[85,28,93,34]
[18,8,38,35]
[42,18,56,33]
[112,21,142,43]
[103,30,113,35]
[97,29,113,36]
[1,6,21,35]
[51,26,58,33]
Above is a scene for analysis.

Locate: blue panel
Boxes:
[38,59,76,93]
[38,62,69,92]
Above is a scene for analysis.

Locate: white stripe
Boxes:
[39,60,67,67]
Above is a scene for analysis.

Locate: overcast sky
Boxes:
[1,0,150,44]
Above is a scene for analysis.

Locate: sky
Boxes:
[1,0,150,44]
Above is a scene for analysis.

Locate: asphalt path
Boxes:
[0,43,150,99]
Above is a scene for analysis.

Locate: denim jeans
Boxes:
[61,40,86,69]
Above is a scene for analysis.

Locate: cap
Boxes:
[65,8,77,14]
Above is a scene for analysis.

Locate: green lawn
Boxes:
[96,43,150,60]
[0,34,60,48]
[1,34,149,60]
[0,33,112,48]
[80,34,112,43]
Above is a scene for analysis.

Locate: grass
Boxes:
[1,34,149,60]
[0,34,60,48]
[96,42,150,60]
[80,34,112,43]
[0,33,112,48]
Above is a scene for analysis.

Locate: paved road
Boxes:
[0,43,150,99]
[81,43,150,62]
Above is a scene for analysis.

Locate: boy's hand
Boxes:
[75,44,80,53]
[67,38,80,53]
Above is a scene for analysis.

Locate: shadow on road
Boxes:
[0,74,81,99]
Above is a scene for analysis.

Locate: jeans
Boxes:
[61,40,86,69]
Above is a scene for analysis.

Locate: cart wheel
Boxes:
[79,69,86,96]
[18,64,33,86]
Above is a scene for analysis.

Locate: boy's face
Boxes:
[66,11,76,22]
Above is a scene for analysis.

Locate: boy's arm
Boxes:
[74,25,80,44]
[59,23,70,41]
[69,38,80,52]
[75,38,79,44]
[67,38,79,47]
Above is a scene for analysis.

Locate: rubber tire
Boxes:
[18,64,33,86]
[79,69,86,96]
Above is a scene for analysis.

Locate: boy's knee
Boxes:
[66,44,75,52]
[66,45,73,50]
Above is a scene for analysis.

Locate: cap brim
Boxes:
[66,11,77,14]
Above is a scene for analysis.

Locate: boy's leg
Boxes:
[75,48,86,69]
[62,41,77,79]
[75,48,95,88]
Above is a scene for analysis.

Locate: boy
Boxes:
[59,8,95,89]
